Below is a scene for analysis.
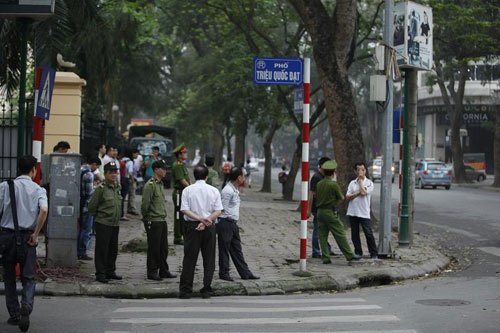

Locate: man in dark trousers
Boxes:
[0,155,48,332]
[141,159,177,281]
[88,162,123,283]
[179,166,223,299]
[172,144,190,245]
[217,167,260,281]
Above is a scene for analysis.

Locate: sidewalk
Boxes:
[3,185,449,298]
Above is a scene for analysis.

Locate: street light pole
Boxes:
[399,69,411,246]
[378,0,394,256]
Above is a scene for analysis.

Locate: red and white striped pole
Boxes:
[300,58,310,272]
[33,67,43,184]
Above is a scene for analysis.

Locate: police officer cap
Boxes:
[152,159,167,170]
[104,161,118,172]
[321,160,338,170]
[173,143,186,154]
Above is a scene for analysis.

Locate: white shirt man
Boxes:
[346,163,378,259]
[179,166,223,299]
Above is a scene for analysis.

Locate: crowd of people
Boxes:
[0,141,377,331]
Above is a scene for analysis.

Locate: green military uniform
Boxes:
[141,166,174,279]
[206,167,220,188]
[315,160,355,263]
[172,144,190,244]
[88,162,122,282]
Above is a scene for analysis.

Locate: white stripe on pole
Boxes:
[304,58,311,83]
[301,181,308,202]
[301,219,307,239]
[303,103,310,123]
[299,258,306,271]
[302,142,309,162]
[33,141,42,160]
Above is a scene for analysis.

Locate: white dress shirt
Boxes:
[219,182,240,221]
[346,177,374,219]
[0,176,48,230]
[181,180,223,221]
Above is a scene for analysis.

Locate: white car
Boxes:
[368,159,395,183]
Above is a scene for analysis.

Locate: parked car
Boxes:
[415,160,451,190]
[464,165,487,182]
[368,158,395,183]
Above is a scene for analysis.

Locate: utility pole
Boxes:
[378,0,394,256]
[399,69,411,246]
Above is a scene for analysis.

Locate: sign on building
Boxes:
[394,1,433,71]
[0,0,55,19]
[253,57,303,85]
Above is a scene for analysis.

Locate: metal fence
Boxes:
[0,99,33,182]
[80,119,123,159]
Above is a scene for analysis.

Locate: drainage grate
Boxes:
[416,299,471,306]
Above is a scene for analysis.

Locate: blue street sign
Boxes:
[253,57,303,85]
[393,108,402,143]
[294,87,303,114]
[35,66,56,120]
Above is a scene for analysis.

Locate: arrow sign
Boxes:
[35,66,56,120]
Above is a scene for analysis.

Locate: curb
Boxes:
[1,255,449,298]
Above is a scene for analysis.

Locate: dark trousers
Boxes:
[179,222,216,295]
[216,218,252,278]
[94,223,119,279]
[349,216,378,257]
[144,221,170,275]
[121,177,130,217]
[2,232,36,319]
[77,211,92,257]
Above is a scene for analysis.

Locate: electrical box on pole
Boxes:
[370,75,387,102]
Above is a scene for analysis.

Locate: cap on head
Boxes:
[152,159,167,170]
[173,143,186,154]
[104,161,118,172]
[321,160,337,170]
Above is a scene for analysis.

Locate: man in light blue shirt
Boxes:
[0,155,48,331]
[217,167,259,282]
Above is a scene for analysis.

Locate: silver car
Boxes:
[368,159,395,183]
[415,160,451,190]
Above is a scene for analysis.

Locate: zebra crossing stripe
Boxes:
[110,315,400,325]
[114,304,381,313]
[120,297,367,304]
[195,331,418,333]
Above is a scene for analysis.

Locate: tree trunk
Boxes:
[494,111,500,187]
[283,134,302,201]
[210,120,225,172]
[225,127,232,161]
[289,0,366,192]
[234,123,247,167]
[261,118,280,192]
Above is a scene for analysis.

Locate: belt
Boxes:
[0,227,33,234]
[220,217,238,223]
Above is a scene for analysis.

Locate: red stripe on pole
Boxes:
[300,238,307,259]
[35,67,42,90]
[34,162,41,184]
[301,200,308,220]
[302,123,310,142]
[302,162,309,181]
[33,117,43,140]
[303,83,310,104]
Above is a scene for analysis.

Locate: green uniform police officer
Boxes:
[88,161,123,283]
[141,159,177,281]
[315,160,362,264]
[172,144,191,245]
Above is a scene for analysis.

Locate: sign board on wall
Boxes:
[394,1,433,71]
[0,0,55,18]
[253,57,303,85]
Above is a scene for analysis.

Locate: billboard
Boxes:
[0,0,55,19]
[394,1,433,71]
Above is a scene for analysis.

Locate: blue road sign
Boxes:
[294,87,303,114]
[393,108,402,143]
[253,57,303,85]
[35,66,56,120]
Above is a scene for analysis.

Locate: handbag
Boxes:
[0,180,26,263]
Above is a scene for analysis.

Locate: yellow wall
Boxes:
[43,72,86,154]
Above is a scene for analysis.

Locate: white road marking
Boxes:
[120,297,367,304]
[114,304,381,313]
[110,315,400,325]
[195,331,418,333]
[477,247,500,257]
[416,221,481,238]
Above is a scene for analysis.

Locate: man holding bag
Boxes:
[0,155,49,332]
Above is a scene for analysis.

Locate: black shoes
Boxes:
[349,254,363,261]
[7,317,19,325]
[201,291,211,299]
[147,274,163,281]
[96,276,109,283]
[178,293,191,299]
[19,304,30,332]
[220,275,234,282]
[174,240,184,245]
[322,259,332,264]
[160,271,177,279]
[106,273,123,280]
[242,274,260,280]
[78,255,93,261]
